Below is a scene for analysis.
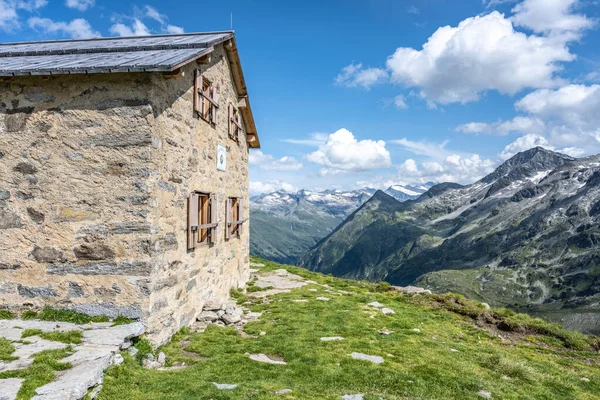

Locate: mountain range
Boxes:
[250,184,432,264]
[299,148,600,334]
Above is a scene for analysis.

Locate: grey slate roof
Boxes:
[0,32,234,76]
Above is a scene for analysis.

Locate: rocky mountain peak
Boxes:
[481,147,575,185]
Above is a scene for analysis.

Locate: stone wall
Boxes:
[0,42,250,344]
[143,44,251,345]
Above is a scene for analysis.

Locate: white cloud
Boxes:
[394,95,408,109]
[109,18,150,37]
[456,122,495,135]
[249,150,303,171]
[391,138,451,159]
[335,63,388,90]
[339,0,594,105]
[110,5,184,37]
[282,133,328,147]
[65,0,93,11]
[392,138,496,183]
[144,5,165,24]
[511,84,600,152]
[499,133,554,159]
[515,84,600,125]
[398,154,496,184]
[28,17,100,39]
[167,24,184,34]
[559,146,585,157]
[0,0,47,31]
[306,128,391,174]
[456,116,545,135]
[250,181,297,195]
[406,5,419,14]
[511,0,594,34]
[385,11,575,104]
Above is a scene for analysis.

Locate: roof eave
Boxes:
[223,37,260,149]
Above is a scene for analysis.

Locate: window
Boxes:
[228,103,242,142]
[194,70,219,124]
[187,192,218,249]
[226,197,245,239]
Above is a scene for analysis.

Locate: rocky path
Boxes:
[0,320,143,400]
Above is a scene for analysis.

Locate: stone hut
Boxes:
[0,32,260,344]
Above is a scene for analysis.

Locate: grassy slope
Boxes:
[99,258,600,400]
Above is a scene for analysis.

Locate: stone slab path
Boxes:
[0,319,143,400]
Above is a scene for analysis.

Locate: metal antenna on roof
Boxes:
[230,12,233,30]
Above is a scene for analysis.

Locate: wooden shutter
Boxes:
[225,197,231,240]
[199,194,209,243]
[228,103,233,139]
[239,197,244,236]
[188,193,199,249]
[209,194,217,243]
[193,71,202,113]
[212,85,219,125]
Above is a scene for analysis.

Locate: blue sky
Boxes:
[1,0,599,193]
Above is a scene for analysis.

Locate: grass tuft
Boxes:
[37,306,109,324]
[0,309,15,320]
[111,315,135,326]
[0,337,17,362]
[22,329,83,344]
[0,347,73,400]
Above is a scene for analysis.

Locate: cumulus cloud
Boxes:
[110,5,184,37]
[167,24,184,34]
[499,133,554,159]
[515,84,600,124]
[306,128,391,174]
[249,150,303,171]
[250,181,297,195]
[398,154,496,183]
[511,0,594,34]
[335,63,388,90]
[504,85,600,153]
[393,138,496,183]
[337,0,593,105]
[0,0,47,31]
[110,19,150,37]
[65,0,94,11]
[28,17,100,39]
[385,11,575,104]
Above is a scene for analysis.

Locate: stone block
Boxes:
[81,132,154,148]
[31,246,66,263]
[109,222,152,235]
[0,210,22,229]
[47,261,152,276]
[26,207,45,224]
[73,243,115,261]
[17,284,58,298]
[13,162,37,174]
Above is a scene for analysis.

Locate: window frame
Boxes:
[225,196,245,239]
[194,70,219,125]
[228,103,242,143]
[187,191,218,249]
